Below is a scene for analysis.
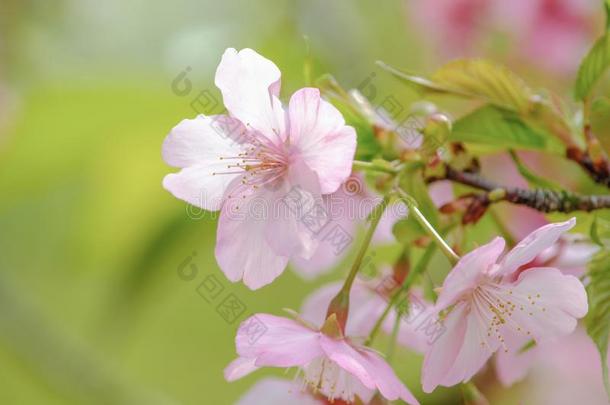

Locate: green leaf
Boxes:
[590,215,610,247]
[575,34,610,100]
[378,59,534,113]
[452,105,565,153]
[378,59,574,143]
[399,166,439,228]
[430,59,534,112]
[585,250,610,401]
[392,217,426,245]
[591,97,610,154]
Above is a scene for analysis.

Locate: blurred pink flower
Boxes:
[235,378,322,405]
[421,218,588,392]
[494,327,609,404]
[300,270,434,353]
[162,48,356,289]
[292,176,408,279]
[497,0,596,74]
[481,153,599,279]
[407,0,597,74]
[293,175,448,279]
[408,0,489,58]
[225,313,419,404]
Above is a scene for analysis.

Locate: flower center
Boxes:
[471,281,544,353]
[300,356,360,403]
[213,136,289,207]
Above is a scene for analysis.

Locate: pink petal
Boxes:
[503,267,588,344]
[288,88,356,194]
[264,160,321,260]
[215,178,290,289]
[547,235,599,277]
[236,314,323,367]
[162,115,248,211]
[428,180,454,208]
[320,336,419,404]
[215,48,285,143]
[291,180,362,277]
[494,334,538,387]
[361,349,420,404]
[235,378,321,405]
[436,237,505,311]
[224,357,259,382]
[497,218,576,277]
[422,302,496,392]
[319,336,376,390]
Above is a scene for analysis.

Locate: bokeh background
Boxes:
[0,0,606,404]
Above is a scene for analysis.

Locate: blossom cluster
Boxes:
[162,48,590,404]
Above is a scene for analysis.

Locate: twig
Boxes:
[430,165,610,213]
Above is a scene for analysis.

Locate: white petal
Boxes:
[215,178,290,289]
[501,267,588,344]
[215,48,286,143]
[162,115,248,211]
[497,218,576,277]
[435,237,505,311]
[288,88,356,194]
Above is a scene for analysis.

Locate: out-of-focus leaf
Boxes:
[585,250,610,401]
[378,59,533,112]
[392,217,426,245]
[378,59,573,144]
[592,97,610,154]
[430,60,533,112]
[452,105,565,153]
[590,214,610,248]
[399,166,439,228]
[575,34,610,100]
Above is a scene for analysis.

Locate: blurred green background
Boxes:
[0,1,435,404]
[0,1,603,404]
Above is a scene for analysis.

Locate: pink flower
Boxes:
[421,218,588,392]
[407,0,597,74]
[162,48,356,289]
[494,328,610,403]
[235,378,322,405]
[224,314,419,404]
[292,181,408,279]
[300,271,434,353]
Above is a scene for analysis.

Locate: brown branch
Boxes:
[566,146,610,188]
[429,166,610,214]
[566,97,610,189]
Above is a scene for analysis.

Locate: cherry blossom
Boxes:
[225,314,419,404]
[422,218,588,392]
[162,48,356,289]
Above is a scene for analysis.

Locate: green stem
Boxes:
[396,188,460,265]
[461,381,489,405]
[386,311,402,363]
[366,242,437,346]
[343,194,391,293]
[326,195,391,330]
[352,160,399,175]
